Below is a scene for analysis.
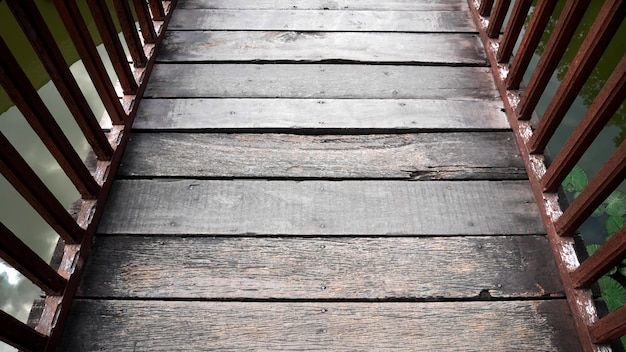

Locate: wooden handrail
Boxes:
[470,0,626,350]
[0,0,177,350]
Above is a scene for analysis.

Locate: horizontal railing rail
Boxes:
[469,0,626,351]
[0,0,176,350]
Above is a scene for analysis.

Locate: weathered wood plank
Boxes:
[169,10,477,32]
[176,0,469,11]
[60,300,581,351]
[98,180,544,235]
[119,133,526,180]
[79,236,562,299]
[144,64,499,99]
[133,98,509,130]
[158,31,486,64]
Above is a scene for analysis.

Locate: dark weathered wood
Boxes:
[169,9,476,32]
[0,310,47,352]
[478,0,494,17]
[80,235,561,299]
[134,98,509,130]
[177,0,468,10]
[0,222,67,295]
[119,133,525,180]
[60,300,581,351]
[145,64,499,99]
[147,0,165,21]
[158,31,486,64]
[98,180,544,235]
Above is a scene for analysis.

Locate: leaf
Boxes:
[586,244,601,257]
[619,265,626,278]
[562,166,588,193]
[591,203,606,217]
[598,276,626,312]
[606,216,626,237]
[605,191,626,217]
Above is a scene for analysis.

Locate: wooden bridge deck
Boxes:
[59,0,582,350]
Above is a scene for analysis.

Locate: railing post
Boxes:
[528,0,626,154]
[112,0,148,68]
[590,305,626,344]
[87,0,139,95]
[133,0,157,44]
[486,0,511,38]
[516,0,591,120]
[496,0,533,63]
[0,222,67,295]
[53,0,128,125]
[5,0,114,160]
[0,310,48,352]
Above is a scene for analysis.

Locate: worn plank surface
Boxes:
[145,64,499,99]
[60,300,581,351]
[98,180,544,235]
[177,0,469,11]
[79,236,562,299]
[133,98,508,130]
[169,10,477,32]
[159,31,486,64]
[119,133,525,180]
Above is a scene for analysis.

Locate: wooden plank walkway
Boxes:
[59,0,582,350]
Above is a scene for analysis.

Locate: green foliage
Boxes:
[563,166,626,347]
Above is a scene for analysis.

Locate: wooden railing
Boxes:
[469,0,626,351]
[0,0,176,350]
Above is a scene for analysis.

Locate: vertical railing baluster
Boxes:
[555,140,626,237]
[148,0,166,21]
[589,305,626,344]
[0,37,101,200]
[6,0,114,160]
[112,0,148,68]
[87,0,139,95]
[505,1,558,89]
[542,54,626,193]
[0,132,85,244]
[486,0,511,38]
[516,0,591,120]
[53,0,127,125]
[479,0,495,17]
[497,0,533,63]
[0,222,67,295]
[529,0,626,153]
[134,0,157,44]
[571,226,626,289]
[0,310,48,352]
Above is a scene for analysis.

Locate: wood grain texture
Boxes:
[98,180,544,235]
[133,98,509,130]
[169,10,476,32]
[158,31,485,64]
[118,133,526,180]
[79,236,562,299]
[144,64,499,99]
[176,0,469,11]
[59,300,581,351]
